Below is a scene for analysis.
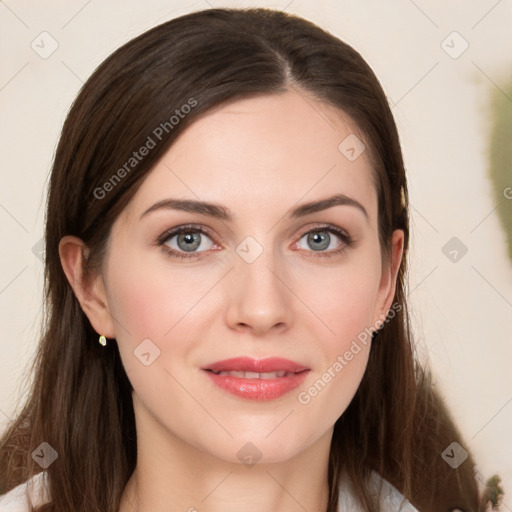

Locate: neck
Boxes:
[121,461,331,512]
[119,419,332,511]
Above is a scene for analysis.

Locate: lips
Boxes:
[202,356,309,374]
[201,357,310,401]
[210,370,292,379]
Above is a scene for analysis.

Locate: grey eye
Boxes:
[298,230,342,252]
[165,230,214,253]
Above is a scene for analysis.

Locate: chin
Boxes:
[205,431,317,467]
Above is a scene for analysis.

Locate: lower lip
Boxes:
[203,370,310,401]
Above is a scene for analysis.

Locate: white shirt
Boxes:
[0,469,419,511]
[0,471,51,512]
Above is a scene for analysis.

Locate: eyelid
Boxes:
[156,223,218,247]
[296,222,350,239]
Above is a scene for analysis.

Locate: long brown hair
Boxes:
[0,7,486,511]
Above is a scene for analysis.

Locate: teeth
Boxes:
[214,370,291,379]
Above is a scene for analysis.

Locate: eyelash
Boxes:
[156,223,354,261]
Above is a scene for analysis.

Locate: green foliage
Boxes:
[488,74,512,262]
[482,474,505,509]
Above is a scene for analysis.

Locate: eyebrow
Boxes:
[139,193,369,222]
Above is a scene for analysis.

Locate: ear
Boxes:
[373,229,404,326]
[58,235,116,338]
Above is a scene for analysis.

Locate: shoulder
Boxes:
[0,471,51,511]
[338,470,419,511]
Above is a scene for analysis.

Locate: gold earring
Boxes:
[400,185,406,208]
[99,335,107,346]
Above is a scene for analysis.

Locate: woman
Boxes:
[0,7,489,511]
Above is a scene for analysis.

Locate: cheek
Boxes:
[290,248,380,417]
[106,248,212,338]
[105,250,222,387]
[295,251,382,350]
[295,267,377,425]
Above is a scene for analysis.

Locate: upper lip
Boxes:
[202,357,310,373]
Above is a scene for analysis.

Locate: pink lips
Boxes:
[202,357,310,401]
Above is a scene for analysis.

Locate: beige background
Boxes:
[1,0,511,507]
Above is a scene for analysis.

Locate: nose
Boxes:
[224,245,292,336]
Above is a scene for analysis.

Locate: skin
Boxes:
[59,89,403,512]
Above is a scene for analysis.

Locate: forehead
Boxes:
[120,90,377,227]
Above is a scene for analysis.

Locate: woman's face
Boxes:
[96,90,403,464]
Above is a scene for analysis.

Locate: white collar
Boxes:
[337,470,419,511]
